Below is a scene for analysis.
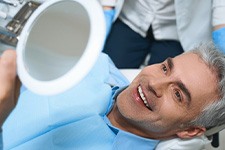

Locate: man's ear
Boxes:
[176,127,206,139]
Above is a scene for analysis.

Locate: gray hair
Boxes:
[188,42,225,130]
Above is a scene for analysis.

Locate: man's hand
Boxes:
[0,50,20,128]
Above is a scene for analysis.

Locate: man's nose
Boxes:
[148,76,169,98]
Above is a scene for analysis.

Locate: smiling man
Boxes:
[1,43,225,149]
[108,52,219,140]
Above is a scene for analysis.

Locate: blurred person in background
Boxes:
[103,0,225,68]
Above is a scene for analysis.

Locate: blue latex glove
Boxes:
[103,9,115,37]
[213,27,225,53]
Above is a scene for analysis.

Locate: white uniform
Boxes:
[118,0,225,51]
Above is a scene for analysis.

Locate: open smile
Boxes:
[137,85,153,111]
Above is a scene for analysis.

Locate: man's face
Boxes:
[111,53,219,139]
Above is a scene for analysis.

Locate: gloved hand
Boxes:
[98,0,117,36]
[103,9,115,37]
[212,27,225,53]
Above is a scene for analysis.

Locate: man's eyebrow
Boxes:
[176,81,191,105]
[166,57,191,104]
[166,57,174,71]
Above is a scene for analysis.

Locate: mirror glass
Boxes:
[24,1,90,81]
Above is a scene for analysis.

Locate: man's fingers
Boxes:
[14,76,21,105]
[0,50,17,126]
[0,50,17,100]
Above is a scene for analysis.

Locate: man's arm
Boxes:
[0,50,20,149]
[0,50,20,148]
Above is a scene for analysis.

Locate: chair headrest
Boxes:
[205,124,225,136]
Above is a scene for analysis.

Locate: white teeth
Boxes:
[138,86,149,108]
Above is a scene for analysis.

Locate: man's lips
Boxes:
[135,85,153,111]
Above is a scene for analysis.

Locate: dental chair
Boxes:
[120,69,225,150]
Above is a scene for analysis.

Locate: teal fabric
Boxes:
[2,53,159,150]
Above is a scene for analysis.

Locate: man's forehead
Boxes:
[175,52,218,103]
[176,52,199,60]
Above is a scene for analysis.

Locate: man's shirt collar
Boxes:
[103,86,159,149]
[103,116,159,149]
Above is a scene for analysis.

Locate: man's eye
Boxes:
[175,90,182,102]
[162,64,168,74]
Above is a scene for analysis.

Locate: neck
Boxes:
[107,103,178,140]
